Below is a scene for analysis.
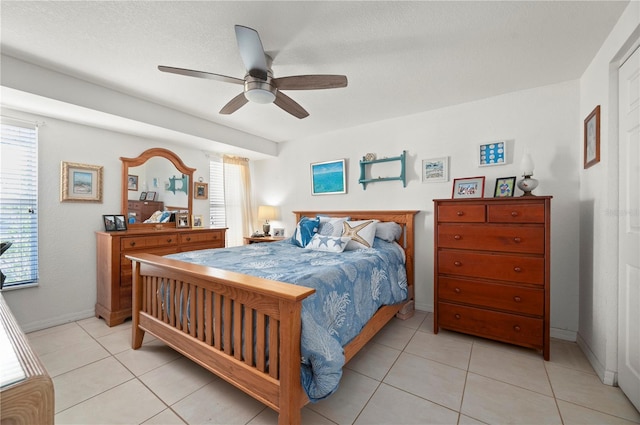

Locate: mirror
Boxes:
[121,148,195,228]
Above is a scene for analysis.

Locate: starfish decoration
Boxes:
[317,235,332,247]
[342,221,374,248]
[332,237,348,249]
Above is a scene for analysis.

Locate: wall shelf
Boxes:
[359,151,406,190]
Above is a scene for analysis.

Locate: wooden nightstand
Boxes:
[243,236,286,244]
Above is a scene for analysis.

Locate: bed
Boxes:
[129,210,417,424]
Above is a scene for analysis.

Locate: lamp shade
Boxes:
[258,205,278,221]
[520,153,535,175]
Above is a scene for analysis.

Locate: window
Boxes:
[209,157,225,228]
[0,121,39,289]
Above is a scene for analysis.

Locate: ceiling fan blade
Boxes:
[158,65,244,85]
[235,25,269,80]
[273,75,348,90]
[219,92,249,115]
[274,91,309,119]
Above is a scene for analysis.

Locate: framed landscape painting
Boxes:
[311,159,346,195]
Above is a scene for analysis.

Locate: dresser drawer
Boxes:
[488,203,545,223]
[120,247,177,284]
[437,204,486,223]
[438,250,544,284]
[180,230,224,246]
[121,234,178,250]
[438,277,543,316]
[437,224,544,254]
[438,302,543,349]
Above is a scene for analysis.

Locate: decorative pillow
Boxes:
[292,216,320,247]
[317,216,349,237]
[375,221,403,242]
[343,220,378,250]
[304,234,351,253]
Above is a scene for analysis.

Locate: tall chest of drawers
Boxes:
[433,197,552,360]
[96,227,226,326]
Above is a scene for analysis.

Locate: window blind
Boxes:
[0,122,39,288]
[209,156,226,229]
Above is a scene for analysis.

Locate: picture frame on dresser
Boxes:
[452,176,485,198]
[139,192,147,201]
[114,215,127,231]
[103,215,117,231]
[176,213,190,228]
[192,215,203,228]
[146,191,156,201]
[494,176,516,198]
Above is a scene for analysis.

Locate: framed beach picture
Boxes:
[311,159,347,195]
[452,176,485,199]
[422,157,449,183]
[61,161,103,202]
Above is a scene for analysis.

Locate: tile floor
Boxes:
[27,311,640,424]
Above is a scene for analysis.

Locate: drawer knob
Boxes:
[186,237,191,241]
[456,211,464,216]
[167,238,172,243]
[130,241,136,247]
[454,235,462,240]
[513,237,521,243]
[455,314,461,320]
[513,266,522,272]
[454,287,461,294]
[454,261,462,267]
[513,296,522,302]
[511,211,519,217]
[513,325,521,332]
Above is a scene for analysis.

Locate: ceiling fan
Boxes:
[158,25,348,119]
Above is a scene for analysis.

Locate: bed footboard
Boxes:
[129,253,315,425]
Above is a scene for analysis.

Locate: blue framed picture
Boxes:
[311,159,347,195]
[479,141,507,166]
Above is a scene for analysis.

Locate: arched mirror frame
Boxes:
[121,148,196,229]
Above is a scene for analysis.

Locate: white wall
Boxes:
[253,80,582,337]
[1,109,213,332]
[578,1,639,385]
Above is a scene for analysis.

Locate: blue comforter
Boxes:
[165,238,408,401]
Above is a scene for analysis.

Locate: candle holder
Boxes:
[517,174,539,196]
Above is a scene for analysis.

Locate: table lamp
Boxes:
[516,152,539,196]
[258,205,277,236]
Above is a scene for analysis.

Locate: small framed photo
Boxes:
[194,182,208,199]
[584,105,600,169]
[127,174,138,191]
[311,159,347,195]
[192,214,204,228]
[452,176,485,199]
[61,161,103,202]
[273,228,284,237]
[146,191,156,201]
[103,215,117,231]
[494,176,516,198]
[139,192,147,201]
[114,215,127,231]
[422,157,449,183]
[176,213,190,228]
[479,141,507,166]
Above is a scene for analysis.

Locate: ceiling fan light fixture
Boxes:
[244,88,276,104]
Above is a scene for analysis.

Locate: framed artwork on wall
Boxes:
[194,182,208,199]
[127,174,138,191]
[584,105,600,169]
[311,159,346,195]
[422,157,449,183]
[479,141,507,166]
[452,176,485,199]
[61,161,103,202]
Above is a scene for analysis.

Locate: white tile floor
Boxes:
[27,311,640,425]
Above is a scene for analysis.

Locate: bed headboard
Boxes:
[292,210,418,288]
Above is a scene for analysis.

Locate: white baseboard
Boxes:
[550,327,577,341]
[576,333,618,386]
[19,309,96,333]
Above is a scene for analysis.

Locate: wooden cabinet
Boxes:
[433,197,551,359]
[243,236,286,244]
[127,200,164,223]
[96,227,226,326]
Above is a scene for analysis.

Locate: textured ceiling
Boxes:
[0,1,629,147]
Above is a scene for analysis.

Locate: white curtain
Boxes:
[223,155,254,246]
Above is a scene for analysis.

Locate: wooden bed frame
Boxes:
[129,210,417,425]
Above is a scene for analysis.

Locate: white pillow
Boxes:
[304,234,351,253]
[375,221,403,242]
[317,216,349,237]
[343,220,378,250]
